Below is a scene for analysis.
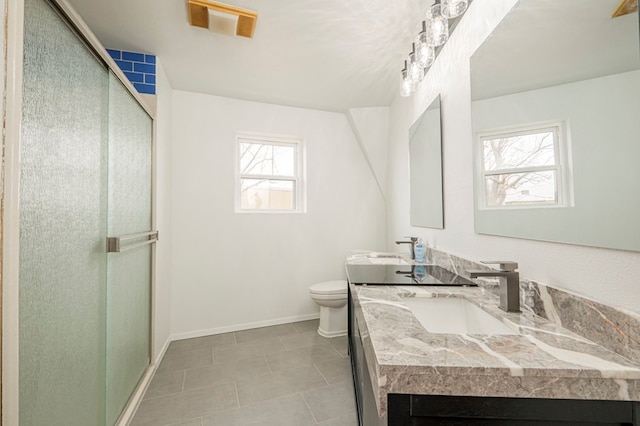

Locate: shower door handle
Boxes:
[107,231,158,253]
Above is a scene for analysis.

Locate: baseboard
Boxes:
[116,335,171,426]
[154,335,172,365]
[318,328,347,338]
[170,312,320,341]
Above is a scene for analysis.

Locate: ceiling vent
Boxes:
[187,0,258,38]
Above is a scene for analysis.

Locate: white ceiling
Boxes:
[67,0,431,112]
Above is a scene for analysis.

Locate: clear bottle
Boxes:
[414,238,427,263]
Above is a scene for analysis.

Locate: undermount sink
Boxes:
[366,257,409,265]
[349,252,410,265]
[402,297,518,335]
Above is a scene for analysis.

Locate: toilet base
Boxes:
[317,305,347,338]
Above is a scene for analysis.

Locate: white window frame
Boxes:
[476,121,573,210]
[235,132,306,213]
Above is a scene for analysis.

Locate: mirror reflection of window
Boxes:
[478,123,569,208]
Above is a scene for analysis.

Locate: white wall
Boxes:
[153,60,173,358]
[170,91,386,337]
[386,0,640,314]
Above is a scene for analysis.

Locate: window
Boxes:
[236,133,305,212]
[477,122,571,209]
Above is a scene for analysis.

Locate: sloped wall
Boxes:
[347,107,390,198]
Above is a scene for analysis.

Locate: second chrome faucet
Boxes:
[395,236,418,260]
[468,261,521,313]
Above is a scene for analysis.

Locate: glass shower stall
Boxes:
[17,0,156,423]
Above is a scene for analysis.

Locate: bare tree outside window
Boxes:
[480,125,564,208]
[237,136,302,212]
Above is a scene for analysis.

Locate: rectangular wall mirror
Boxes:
[471,0,640,252]
[410,94,444,229]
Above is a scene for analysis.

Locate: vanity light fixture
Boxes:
[415,22,436,69]
[401,61,415,97]
[187,0,258,38]
[408,44,425,83]
[400,0,470,97]
[441,0,469,19]
[426,1,449,47]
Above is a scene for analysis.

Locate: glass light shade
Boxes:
[441,0,468,19]
[415,32,436,68]
[400,69,413,97]
[426,3,449,47]
[408,52,424,83]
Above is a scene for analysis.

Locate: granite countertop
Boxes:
[348,265,640,418]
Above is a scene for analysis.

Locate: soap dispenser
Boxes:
[413,238,427,263]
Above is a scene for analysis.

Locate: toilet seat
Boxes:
[309,280,347,296]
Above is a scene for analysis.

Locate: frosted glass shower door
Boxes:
[21,0,154,423]
[20,0,109,424]
[105,72,154,425]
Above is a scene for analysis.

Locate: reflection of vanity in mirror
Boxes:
[471,0,640,252]
[409,95,444,229]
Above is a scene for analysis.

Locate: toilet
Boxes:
[309,280,348,337]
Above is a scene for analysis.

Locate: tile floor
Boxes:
[130,320,358,426]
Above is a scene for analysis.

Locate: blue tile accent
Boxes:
[122,51,145,62]
[109,49,157,95]
[124,71,144,83]
[133,62,156,74]
[115,60,133,72]
[107,49,121,60]
[133,83,156,95]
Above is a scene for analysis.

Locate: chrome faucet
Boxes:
[468,261,521,313]
[395,236,418,259]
